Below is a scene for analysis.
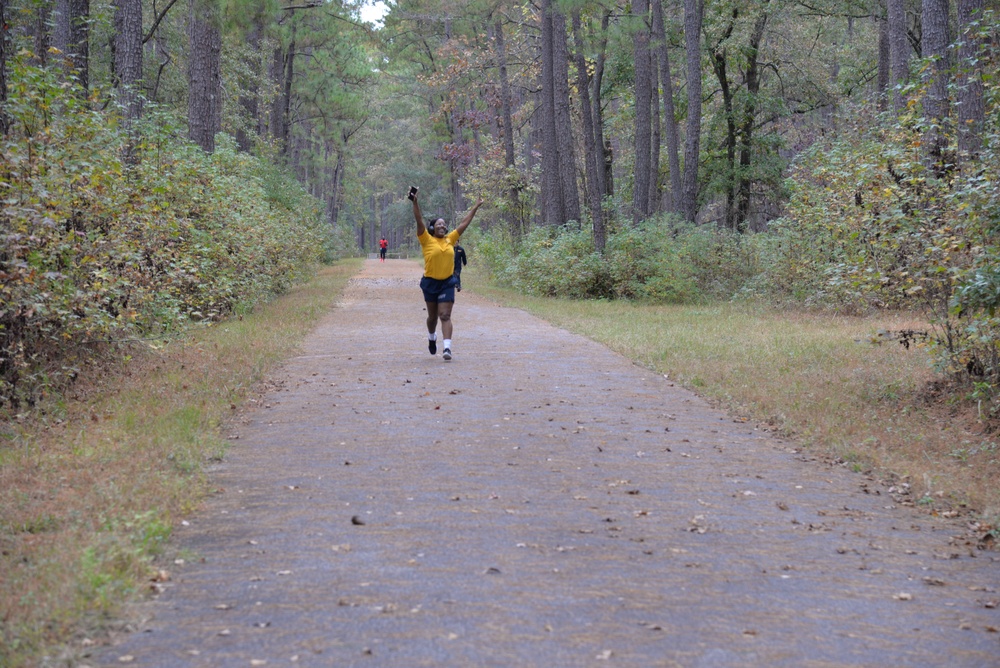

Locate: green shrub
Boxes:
[0,61,327,410]
[476,217,762,304]
[765,17,1000,396]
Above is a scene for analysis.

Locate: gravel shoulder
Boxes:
[91,259,1000,667]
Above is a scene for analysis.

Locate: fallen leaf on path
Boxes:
[688,515,708,533]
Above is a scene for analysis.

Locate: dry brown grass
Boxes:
[0,260,360,667]
[465,269,1000,519]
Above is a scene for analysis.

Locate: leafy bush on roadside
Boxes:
[0,62,327,410]
[477,218,761,304]
[497,225,610,299]
[764,29,1000,399]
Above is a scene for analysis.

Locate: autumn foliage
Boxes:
[0,62,327,410]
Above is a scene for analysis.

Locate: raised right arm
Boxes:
[412,192,426,237]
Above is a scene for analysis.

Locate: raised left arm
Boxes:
[454,199,484,236]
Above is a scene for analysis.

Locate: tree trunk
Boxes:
[593,10,612,200]
[652,0,681,214]
[32,1,50,67]
[269,46,283,141]
[632,0,652,225]
[187,0,221,152]
[0,0,8,136]
[886,0,910,115]
[956,0,985,162]
[56,0,89,93]
[447,106,464,216]
[114,0,143,136]
[70,0,89,91]
[711,11,737,229]
[540,0,564,226]
[54,0,69,55]
[235,21,263,153]
[875,13,890,109]
[572,10,606,253]
[922,0,950,168]
[552,9,581,224]
[282,28,297,158]
[735,10,768,233]
[649,51,661,215]
[528,87,542,227]
[330,136,348,226]
[494,18,522,236]
[681,0,702,223]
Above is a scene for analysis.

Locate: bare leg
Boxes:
[425,301,439,336]
[438,301,454,341]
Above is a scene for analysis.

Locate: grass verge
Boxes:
[0,260,361,668]
[464,267,1000,520]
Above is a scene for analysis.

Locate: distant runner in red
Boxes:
[379,237,388,262]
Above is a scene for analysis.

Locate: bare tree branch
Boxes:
[143,0,181,44]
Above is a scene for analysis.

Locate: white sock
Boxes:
[443,339,452,350]
[428,333,436,341]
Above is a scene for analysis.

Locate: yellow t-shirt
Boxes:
[418,230,461,280]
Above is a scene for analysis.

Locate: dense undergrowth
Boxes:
[474,41,1000,415]
[0,61,350,412]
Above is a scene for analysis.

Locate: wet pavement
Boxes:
[90,260,1000,667]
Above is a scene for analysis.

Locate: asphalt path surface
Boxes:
[91,259,1000,667]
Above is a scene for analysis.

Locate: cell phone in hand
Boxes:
[408,186,418,201]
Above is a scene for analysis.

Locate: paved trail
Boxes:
[93,260,999,667]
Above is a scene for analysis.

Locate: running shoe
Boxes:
[442,348,452,361]
[428,339,437,355]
